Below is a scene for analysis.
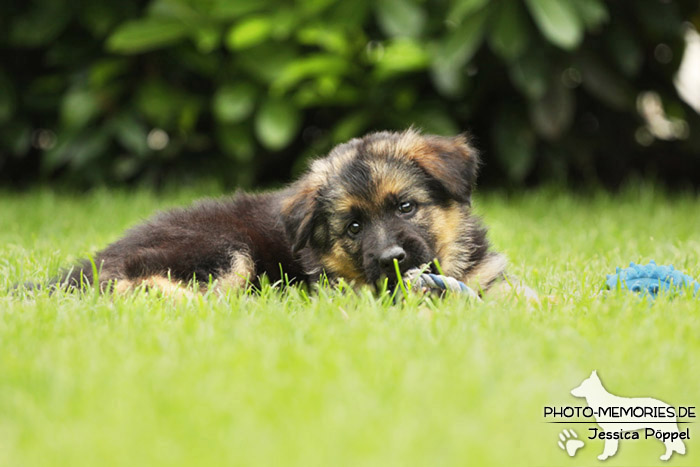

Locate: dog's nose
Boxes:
[378,246,406,274]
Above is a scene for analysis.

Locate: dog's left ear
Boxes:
[280,182,329,254]
[409,134,480,205]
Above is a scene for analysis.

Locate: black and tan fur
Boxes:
[44,129,514,297]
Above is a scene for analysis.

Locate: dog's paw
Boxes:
[488,280,540,304]
[557,429,584,457]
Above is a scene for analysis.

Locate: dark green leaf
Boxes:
[135,81,193,128]
[111,114,149,156]
[61,89,99,129]
[273,55,349,92]
[44,130,109,171]
[376,0,426,38]
[327,0,372,29]
[226,16,273,50]
[178,99,204,133]
[89,59,128,88]
[374,39,429,79]
[509,52,549,100]
[430,10,488,95]
[399,107,459,136]
[213,84,257,123]
[237,44,299,83]
[293,81,359,108]
[217,125,255,162]
[432,11,487,69]
[255,99,301,150]
[525,0,583,50]
[447,0,489,25]
[488,0,531,61]
[148,0,199,19]
[194,27,221,53]
[107,18,188,54]
[572,0,609,30]
[299,0,337,15]
[332,112,371,143]
[78,1,131,38]
[296,26,350,55]
[9,1,71,47]
[210,0,267,20]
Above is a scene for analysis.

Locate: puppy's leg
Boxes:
[114,276,196,300]
[115,249,256,296]
[462,252,508,292]
[117,240,255,294]
[488,278,540,304]
[113,255,255,298]
[462,252,539,303]
[211,250,256,294]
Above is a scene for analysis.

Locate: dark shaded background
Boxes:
[1,0,700,190]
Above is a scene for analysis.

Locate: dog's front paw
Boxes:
[519,284,540,304]
[488,280,540,304]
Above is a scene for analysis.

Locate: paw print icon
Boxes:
[558,428,584,457]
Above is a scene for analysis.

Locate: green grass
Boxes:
[2,186,699,466]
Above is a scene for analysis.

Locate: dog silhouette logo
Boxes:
[570,370,687,461]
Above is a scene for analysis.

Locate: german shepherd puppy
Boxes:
[48,129,513,296]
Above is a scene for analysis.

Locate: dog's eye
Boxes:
[347,221,362,236]
[398,201,414,214]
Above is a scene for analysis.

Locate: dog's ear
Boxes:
[281,182,329,254]
[407,133,480,205]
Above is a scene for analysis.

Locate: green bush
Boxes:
[1,0,699,188]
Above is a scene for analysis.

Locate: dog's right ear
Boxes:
[403,132,480,205]
[281,182,329,254]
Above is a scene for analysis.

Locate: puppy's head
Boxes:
[281,129,479,287]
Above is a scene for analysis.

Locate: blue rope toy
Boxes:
[606,261,700,298]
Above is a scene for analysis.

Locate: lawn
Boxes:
[2,186,699,466]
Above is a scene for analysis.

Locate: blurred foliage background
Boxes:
[1,0,700,189]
